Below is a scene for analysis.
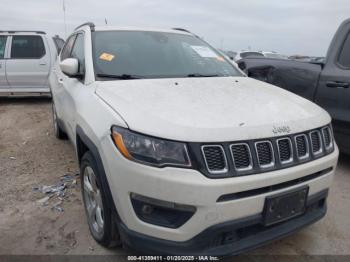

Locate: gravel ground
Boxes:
[0,97,349,257]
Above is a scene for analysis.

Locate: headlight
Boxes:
[111,126,191,167]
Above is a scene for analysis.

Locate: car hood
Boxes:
[95,77,330,142]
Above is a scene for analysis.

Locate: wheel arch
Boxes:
[76,125,121,222]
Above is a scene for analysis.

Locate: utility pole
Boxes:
[220,38,224,50]
[63,0,67,38]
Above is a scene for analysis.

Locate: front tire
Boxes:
[80,151,121,247]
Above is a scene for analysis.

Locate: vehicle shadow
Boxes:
[0,96,52,104]
[338,152,350,169]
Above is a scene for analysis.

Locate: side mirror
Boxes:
[60,58,79,77]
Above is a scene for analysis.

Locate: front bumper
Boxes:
[119,189,328,256]
[100,135,338,252]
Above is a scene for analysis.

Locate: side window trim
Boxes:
[336,29,350,70]
[53,36,65,54]
[70,33,85,75]
[9,35,46,60]
[60,34,77,61]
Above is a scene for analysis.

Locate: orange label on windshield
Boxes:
[99,52,115,61]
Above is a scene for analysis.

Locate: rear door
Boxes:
[52,34,77,138]
[315,25,350,152]
[0,35,8,89]
[53,33,86,141]
[6,35,50,89]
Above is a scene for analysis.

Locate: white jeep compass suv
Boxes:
[50,22,339,255]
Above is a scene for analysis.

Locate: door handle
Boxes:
[39,62,47,65]
[326,81,349,88]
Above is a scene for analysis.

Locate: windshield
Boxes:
[92,31,242,80]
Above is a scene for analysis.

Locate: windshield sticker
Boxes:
[99,52,115,61]
[190,45,218,58]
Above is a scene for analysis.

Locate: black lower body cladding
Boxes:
[119,190,328,256]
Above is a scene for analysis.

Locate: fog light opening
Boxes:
[130,193,196,228]
[141,204,154,215]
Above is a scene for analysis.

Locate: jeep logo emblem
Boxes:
[272,125,291,135]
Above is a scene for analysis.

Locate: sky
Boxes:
[1,0,349,56]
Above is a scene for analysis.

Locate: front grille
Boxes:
[295,134,309,159]
[199,125,333,177]
[255,141,274,167]
[277,138,293,163]
[201,146,227,173]
[230,143,252,170]
[310,131,322,155]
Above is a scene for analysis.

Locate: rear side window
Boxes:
[60,35,76,61]
[0,36,7,59]
[11,35,45,59]
[338,32,350,68]
[53,37,65,54]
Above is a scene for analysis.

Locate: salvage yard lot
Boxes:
[0,97,350,256]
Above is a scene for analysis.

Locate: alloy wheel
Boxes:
[83,166,105,238]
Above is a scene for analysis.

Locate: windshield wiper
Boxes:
[96,73,144,80]
[187,73,220,78]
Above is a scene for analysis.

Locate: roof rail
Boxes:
[172,28,192,33]
[172,28,200,39]
[75,22,95,31]
[0,30,46,34]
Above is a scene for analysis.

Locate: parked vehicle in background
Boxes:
[288,55,312,62]
[238,18,350,154]
[262,51,288,59]
[233,50,264,61]
[288,56,326,63]
[310,56,326,63]
[234,51,288,62]
[0,31,64,96]
[50,22,338,255]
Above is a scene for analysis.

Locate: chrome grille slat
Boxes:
[322,126,333,150]
[277,138,293,164]
[230,143,252,171]
[310,130,323,155]
[295,134,309,160]
[201,145,228,174]
[255,141,274,168]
